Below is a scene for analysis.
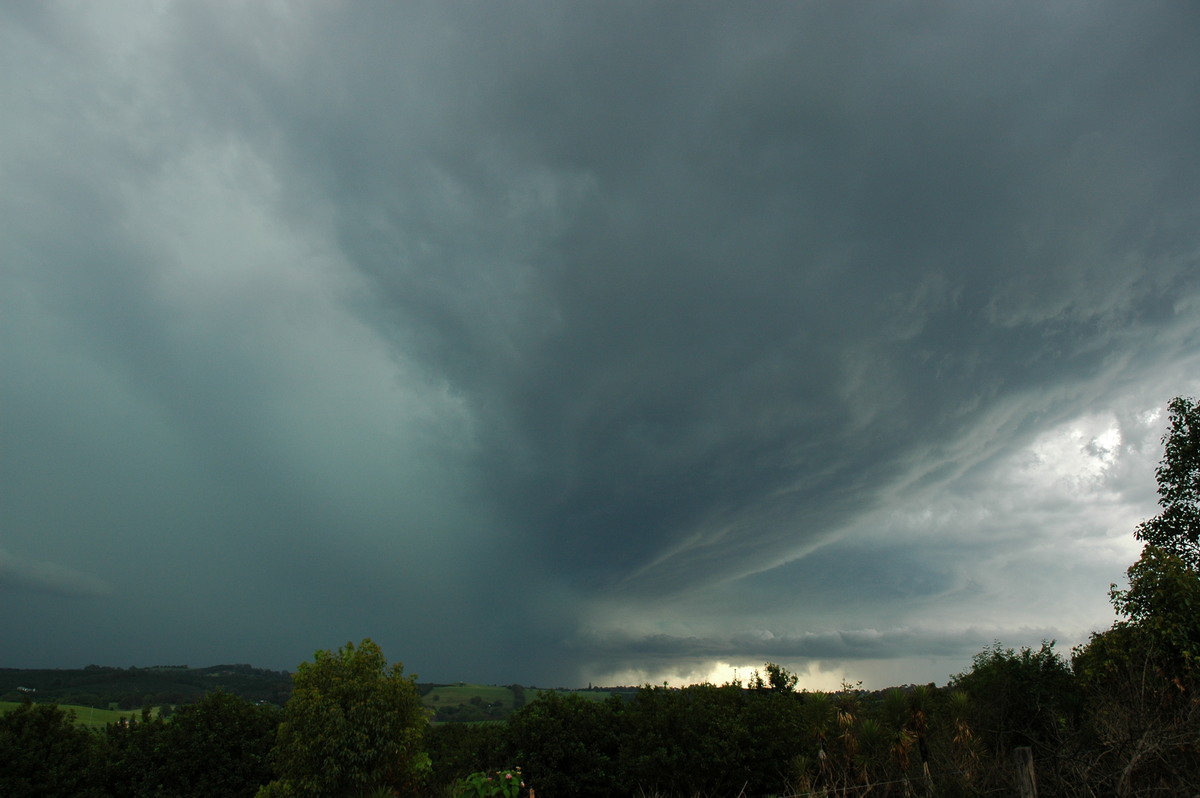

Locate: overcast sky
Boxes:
[3,1,1200,690]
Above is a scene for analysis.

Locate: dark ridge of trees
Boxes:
[101,692,280,798]
[0,664,293,708]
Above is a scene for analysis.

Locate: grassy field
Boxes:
[0,701,146,729]
[422,684,516,709]
[3,687,621,730]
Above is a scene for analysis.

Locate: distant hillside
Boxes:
[419,682,641,723]
[0,700,146,729]
[0,664,293,709]
[1,664,645,720]
[421,683,521,723]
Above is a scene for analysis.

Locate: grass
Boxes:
[422,684,516,709]
[0,700,147,729]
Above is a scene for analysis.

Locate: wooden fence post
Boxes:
[1013,746,1037,798]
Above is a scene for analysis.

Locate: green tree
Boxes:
[1079,397,1200,707]
[426,723,507,796]
[1109,547,1200,678]
[1135,396,1200,569]
[741,683,810,794]
[1071,552,1200,796]
[749,661,799,693]
[101,692,280,797]
[620,683,755,797]
[504,691,623,798]
[164,691,281,796]
[257,639,429,798]
[0,702,102,798]
[951,641,1079,760]
[99,709,168,796]
[1066,398,1200,796]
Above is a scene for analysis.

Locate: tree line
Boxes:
[0,663,293,709]
[3,397,1199,797]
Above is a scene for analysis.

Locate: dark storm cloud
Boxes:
[578,626,1000,666]
[0,549,113,599]
[245,1,1200,592]
[3,1,1200,685]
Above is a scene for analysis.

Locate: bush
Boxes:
[0,702,103,798]
[503,692,622,798]
[257,639,430,798]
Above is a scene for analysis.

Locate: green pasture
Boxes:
[422,684,515,709]
[0,701,145,729]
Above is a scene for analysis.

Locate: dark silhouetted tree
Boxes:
[0,702,101,798]
[504,691,623,798]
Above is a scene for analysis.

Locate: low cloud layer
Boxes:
[0,548,114,599]
[3,1,1199,687]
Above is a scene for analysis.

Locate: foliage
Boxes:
[427,722,508,795]
[741,683,812,790]
[1062,397,1200,796]
[0,701,103,798]
[257,639,430,798]
[99,692,279,797]
[749,661,798,693]
[495,673,984,798]
[165,691,281,796]
[951,641,1079,756]
[621,683,756,797]
[1104,546,1200,683]
[503,690,623,798]
[451,768,527,798]
[98,709,167,796]
[1071,547,1200,795]
[1135,396,1200,569]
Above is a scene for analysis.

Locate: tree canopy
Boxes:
[257,639,429,798]
[0,702,101,798]
[1135,396,1200,569]
[1065,395,1200,795]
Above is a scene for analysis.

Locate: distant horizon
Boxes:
[0,657,963,692]
[0,641,1065,692]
